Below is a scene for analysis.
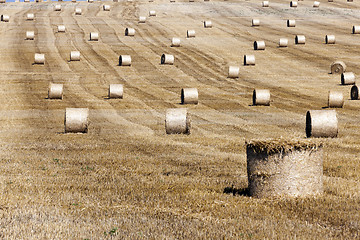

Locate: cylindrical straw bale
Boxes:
[72,0,76,2]
[328,0,333,2]
[165,108,190,134]
[295,35,305,44]
[108,84,123,99]
[48,83,63,99]
[254,41,265,50]
[58,25,66,32]
[328,91,344,108]
[279,38,288,47]
[75,8,82,15]
[306,110,338,138]
[187,30,195,38]
[103,5,110,11]
[262,1,269,7]
[70,51,80,61]
[55,5,61,11]
[251,19,260,27]
[246,139,323,198]
[90,32,99,41]
[139,16,146,23]
[171,37,181,47]
[351,85,359,100]
[330,61,346,74]
[204,20,212,28]
[1,15,9,22]
[65,108,89,133]
[325,35,335,44]
[26,31,34,40]
[149,10,156,16]
[119,55,132,66]
[287,19,296,27]
[34,53,45,64]
[347,0,353,2]
[27,13,34,20]
[125,28,135,36]
[341,72,355,85]
[228,66,239,78]
[170,0,175,2]
[313,1,320,7]
[161,54,174,65]
[244,55,255,65]
[352,26,360,34]
[88,0,93,2]
[290,1,297,7]
[181,88,198,105]
[253,89,270,106]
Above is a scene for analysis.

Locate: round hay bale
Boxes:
[325,35,335,44]
[65,108,89,133]
[328,0,333,2]
[341,72,355,85]
[48,83,63,99]
[27,13,34,20]
[75,8,82,15]
[228,66,239,78]
[34,53,45,64]
[161,54,174,65]
[1,15,9,22]
[330,61,346,74]
[279,38,288,47]
[90,32,99,41]
[244,55,255,66]
[204,20,212,28]
[313,1,320,7]
[306,110,338,138]
[165,108,190,134]
[54,5,61,11]
[253,89,270,106]
[139,16,146,23]
[246,139,323,198]
[181,88,198,105]
[119,55,132,66]
[290,1,297,7]
[351,85,359,100]
[70,51,80,61]
[171,37,181,47]
[170,0,175,2]
[347,0,353,2]
[328,91,344,108]
[149,10,156,16]
[251,19,260,27]
[295,35,305,44]
[352,26,360,34]
[108,84,123,99]
[187,30,195,38]
[26,31,34,40]
[58,25,66,32]
[254,41,265,50]
[72,0,76,2]
[103,5,110,11]
[262,1,269,7]
[88,0,93,2]
[287,19,296,27]
[125,28,135,36]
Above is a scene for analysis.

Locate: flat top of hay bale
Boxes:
[246,138,322,154]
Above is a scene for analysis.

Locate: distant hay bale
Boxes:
[290,1,297,7]
[149,10,156,16]
[244,55,255,65]
[262,1,269,7]
[251,19,260,27]
[125,28,135,36]
[187,30,195,38]
[341,72,355,85]
[88,0,93,2]
[181,88,198,104]
[72,0,76,2]
[228,66,240,78]
[165,108,190,134]
[139,16,146,23]
[204,20,212,28]
[352,26,360,34]
[170,0,175,2]
[26,31,34,40]
[328,0,333,2]
[48,83,63,99]
[70,51,80,61]
[313,1,320,7]
[34,53,45,64]
[328,91,344,108]
[0,0,5,3]
[325,35,335,44]
[330,61,346,74]
[287,19,296,27]
[90,32,99,41]
[295,35,305,44]
[351,85,359,100]
[161,54,174,65]
[27,13,34,20]
[119,55,131,66]
[306,110,338,138]
[279,38,288,47]
[253,89,270,106]
[246,139,323,198]
[75,8,82,15]
[103,5,110,11]
[58,25,66,32]
[171,37,181,47]
[1,15,9,22]
[347,0,353,2]
[55,5,61,11]
[189,0,194,2]
[254,41,265,50]
[108,84,123,99]
[65,108,89,133]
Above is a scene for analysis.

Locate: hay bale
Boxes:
[1,15,9,22]
[204,20,212,28]
[228,66,239,78]
[48,83,63,99]
[88,0,93,2]
[171,37,181,47]
[352,26,360,34]
[26,31,34,40]
[295,35,305,44]
[161,54,174,65]
[287,19,296,27]
[58,25,66,32]
[244,55,255,65]
[90,32,99,41]
[125,28,135,36]
[119,55,132,66]
[254,41,265,50]
[70,51,80,61]
[253,89,270,106]
[181,88,198,105]
[139,16,146,23]
[55,5,61,11]
[351,85,359,100]
[347,0,353,2]
[27,13,34,20]
[72,0,76,2]
[75,8,82,15]
[187,30,195,38]
[65,108,89,133]
[306,110,338,138]
[325,35,335,44]
[279,38,288,47]
[341,72,355,85]
[246,139,323,198]
[313,1,320,7]
[328,91,344,108]
[108,84,123,99]
[34,53,45,64]
[330,61,346,74]
[165,108,190,134]
[290,1,297,7]
[149,10,156,16]
[328,0,333,2]
[103,5,110,11]
[251,19,260,27]
[262,1,269,7]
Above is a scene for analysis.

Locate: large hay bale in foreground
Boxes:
[306,110,338,138]
[181,88,198,104]
[246,139,323,198]
[330,61,346,74]
[328,91,343,108]
[65,108,89,133]
[48,83,63,99]
[341,72,355,85]
[165,108,190,134]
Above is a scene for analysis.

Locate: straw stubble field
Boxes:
[0,0,359,238]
